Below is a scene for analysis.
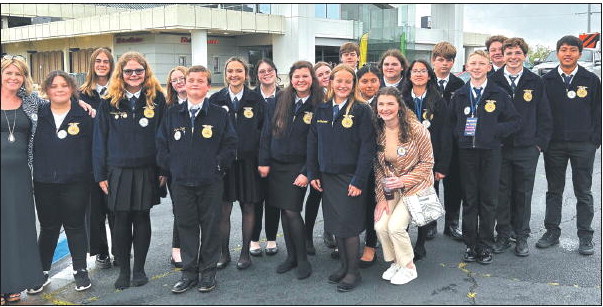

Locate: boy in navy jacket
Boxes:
[157,66,237,294]
[537,35,601,256]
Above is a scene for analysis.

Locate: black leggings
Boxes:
[220,202,255,261]
[34,181,90,271]
[167,180,180,249]
[281,209,308,263]
[113,211,151,276]
[304,187,322,240]
[252,201,280,242]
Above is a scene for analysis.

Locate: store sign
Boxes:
[181,37,191,43]
[208,39,219,45]
[116,37,143,44]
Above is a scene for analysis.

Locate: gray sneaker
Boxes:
[535,231,559,248]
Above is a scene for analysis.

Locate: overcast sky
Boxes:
[416,4,602,49]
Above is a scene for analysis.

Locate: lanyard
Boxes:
[469,87,481,117]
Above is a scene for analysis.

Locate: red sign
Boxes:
[208,39,219,45]
[181,37,191,43]
[116,37,143,44]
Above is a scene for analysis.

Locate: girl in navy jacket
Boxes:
[93,51,166,290]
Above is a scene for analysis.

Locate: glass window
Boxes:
[315,4,327,18]
[258,4,271,14]
[326,4,340,19]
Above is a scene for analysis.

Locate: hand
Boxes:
[434,172,446,181]
[78,100,96,117]
[159,176,168,187]
[310,179,323,192]
[348,184,362,197]
[384,176,404,190]
[258,166,270,178]
[293,174,308,187]
[374,200,390,222]
[99,180,109,195]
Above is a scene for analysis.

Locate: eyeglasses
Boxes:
[123,68,145,76]
[258,68,274,75]
[411,70,428,75]
[170,77,185,84]
[2,54,26,61]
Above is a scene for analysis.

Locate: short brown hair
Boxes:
[378,49,409,74]
[485,35,508,51]
[339,42,360,58]
[41,70,79,101]
[502,37,529,55]
[432,42,457,61]
[187,65,212,84]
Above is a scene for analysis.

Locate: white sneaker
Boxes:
[390,267,417,285]
[382,263,400,281]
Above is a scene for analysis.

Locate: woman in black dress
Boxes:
[93,51,166,289]
[208,57,268,270]
[259,60,324,279]
[1,56,46,304]
[307,64,376,292]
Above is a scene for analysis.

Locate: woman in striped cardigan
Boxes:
[372,86,434,286]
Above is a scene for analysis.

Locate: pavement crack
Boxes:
[457,262,478,305]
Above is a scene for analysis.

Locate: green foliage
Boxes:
[528,44,553,63]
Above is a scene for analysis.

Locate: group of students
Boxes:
[1,33,600,302]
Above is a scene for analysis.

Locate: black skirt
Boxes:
[222,158,263,203]
[321,173,367,238]
[267,161,306,212]
[107,166,160,212]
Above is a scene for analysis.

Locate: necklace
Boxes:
[3,109,17,143]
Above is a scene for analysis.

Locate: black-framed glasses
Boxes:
[123,68,145,76]
[170,77,185,84]
[2,54,26,61]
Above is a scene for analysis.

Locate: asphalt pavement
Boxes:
[17,149,602,305]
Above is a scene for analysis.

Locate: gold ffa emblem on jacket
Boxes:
[303,112,313,124]
[341,115,354,128]
[67,123,80,135]
[243,107,254,119]
[576,86,588,98]
[484,100,496,113]
[201,125,213,138]
[143,106,155,118]
[523,90,533,102]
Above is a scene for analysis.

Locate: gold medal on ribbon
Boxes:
[67,123,80,135]
[201,125,213,138]
[576,86,588,98]
[143,107,155,118]
[422,111,434,121]
[243,107,254,119]
[523,89,533,102]
[303,112,313,124]
[484,100,496,113]
[341,115,354,128]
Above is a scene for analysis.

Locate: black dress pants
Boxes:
[458,148,502,252]
[496,145,540,239]
[443,144,463,226]
[172,181,223,279]
[544,141,596,239]
[88,183,115,256]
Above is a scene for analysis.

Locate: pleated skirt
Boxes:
[267,161,306,212]
[107,166,160,212]
[322,173,367,238]
[222,158,263,204]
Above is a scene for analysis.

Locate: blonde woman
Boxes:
[93,51,166,290]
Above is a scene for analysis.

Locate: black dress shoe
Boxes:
[216,255,231,269]
[463,247,477,262]
[236,259,251,270]
[323,232,336,248]
[170,256,183,268]
[336,275,362,292]
[265,245,278,256]
[330,248,340,259]
[172,277,198,294]
[96,254,112,269]
[515,238,529,257]
[295,261,312,280]
[477,250,493,265]
[413,244,426,262]
[359,255,376,268]
[276,259,297,274]
[493,237,512,254]
[198,270,217,293]
[328,268,346,284]
[425,222,437,240]
[535,231,560,248]
[131,271,148,287]
[443,225,463,240]
[250,247,263,257]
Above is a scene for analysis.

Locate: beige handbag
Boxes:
[404,186,445,227]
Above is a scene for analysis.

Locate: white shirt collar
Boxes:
[261,87,276,100]
[504,67,524,84]
[229,87,244,102]
[187,100,204,112]
[557,65,579,78]
[332,99,347,110]
[384,77,402,88]
[492,64,502,72]
[178,96,187,105]
[436,74,450,85]
[125,90,141,99]
[471,80,488,98]
[95,83,107,94]
[295,95,310,104]
[411,90,427,100]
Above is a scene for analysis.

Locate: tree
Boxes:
[528,44,553,64]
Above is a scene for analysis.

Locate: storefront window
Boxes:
[315,4,340,19]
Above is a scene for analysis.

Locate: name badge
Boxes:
[57,130,68,139]
[139,118,149,127]
[464,117,478,136]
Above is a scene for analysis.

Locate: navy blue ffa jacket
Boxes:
[490,68,553,151]
[93,91,166,182]
[33,99,93,184]
[79,89,103,109]
[253,86,281,108]
[156,99,237,186]
[449,82,521,150]
[402,90,452,175]
[442,73,465,105]
[208,86,268,160]
[307,100,376,190]
[259,92,317,173]
[542,65,602,147]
